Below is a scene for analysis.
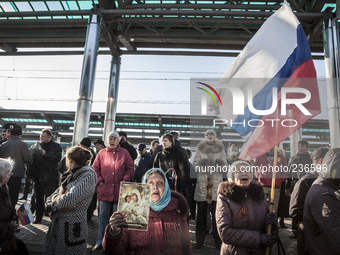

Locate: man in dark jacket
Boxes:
[0,127,32,209]
[290,147,329,255]
[285,140,312,195]
[285,140,312,238]
[118,131,137,161]
[149,139,159,155]
[304,148,340,255]
[133,143,152,182]
[28,129,62,224]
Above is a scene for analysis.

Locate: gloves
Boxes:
[266,212,278,225]
[260,234,276,248]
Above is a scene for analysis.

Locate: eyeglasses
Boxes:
[1,134,6,137]
[206,133,215,136]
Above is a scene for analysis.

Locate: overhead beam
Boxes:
[101,18,122,55]
[306,20,324,43]
[117,35,136,51]
[286,0,305,12]
[0,9,324,19]
[121,4,282,10]
[102,9,323,19]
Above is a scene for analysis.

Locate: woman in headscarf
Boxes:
[43,146,97,255]
[216,161,277,255]
[102,168,192,255]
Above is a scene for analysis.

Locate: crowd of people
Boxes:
[0,123,339,255]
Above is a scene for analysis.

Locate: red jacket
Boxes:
[254,153,288,188]
[103,191,192,255]
[94,145,134,202]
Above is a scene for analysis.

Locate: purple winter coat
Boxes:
[216,181,269,255]
[94,145,134,202]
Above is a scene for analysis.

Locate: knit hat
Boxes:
[80,137,91,148]
[94,139,105,147]
[107,131,120,142]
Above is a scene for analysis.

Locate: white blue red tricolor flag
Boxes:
[208,2,321,160]
[17,201,34,226]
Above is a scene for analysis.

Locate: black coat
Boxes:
[153,147,187,196]
[289,172,318,224]
[0,185,16,251]
[28,139,62,183]
[304,148,340,255]
[285,153,312,190]
[120,141,137,161]
[133,152,152,183]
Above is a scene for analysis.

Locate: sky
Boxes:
[0,51,327,115]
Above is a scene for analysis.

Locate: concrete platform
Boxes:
[15,198,296,255]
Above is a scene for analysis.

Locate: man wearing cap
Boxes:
[132,143,152,183]
[0,123,20,145]
[290,147,329,255]
[118,131,137,161]
[0,127,33,209]
[28,129,62,224]
[94,139,106,155]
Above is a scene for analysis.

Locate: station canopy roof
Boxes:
[0,0,337,57]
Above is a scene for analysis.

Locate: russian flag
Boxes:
[17,201,34,226]
[208,3,321,161]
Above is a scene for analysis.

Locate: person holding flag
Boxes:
[0,158,29,254]
[216,160,278,255]
[205,2,321,254]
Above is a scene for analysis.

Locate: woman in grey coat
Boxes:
[43,146,97,255]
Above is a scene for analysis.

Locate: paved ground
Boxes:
[15,197,296,255]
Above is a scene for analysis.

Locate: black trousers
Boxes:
[196,201,221,247]
[34,181,58,221]
[8,177,22,209]
[87,192,97,221]
[297,223,309,255]
[22,178,31,199]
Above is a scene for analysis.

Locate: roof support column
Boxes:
[72,10,102,146]
[323,18,340,148]
[103,55,121,144]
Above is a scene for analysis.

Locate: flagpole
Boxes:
[266,144,278,255]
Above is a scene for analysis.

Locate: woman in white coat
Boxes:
[193,129,227,250]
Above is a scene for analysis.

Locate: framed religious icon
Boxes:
[117,182,151,231]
